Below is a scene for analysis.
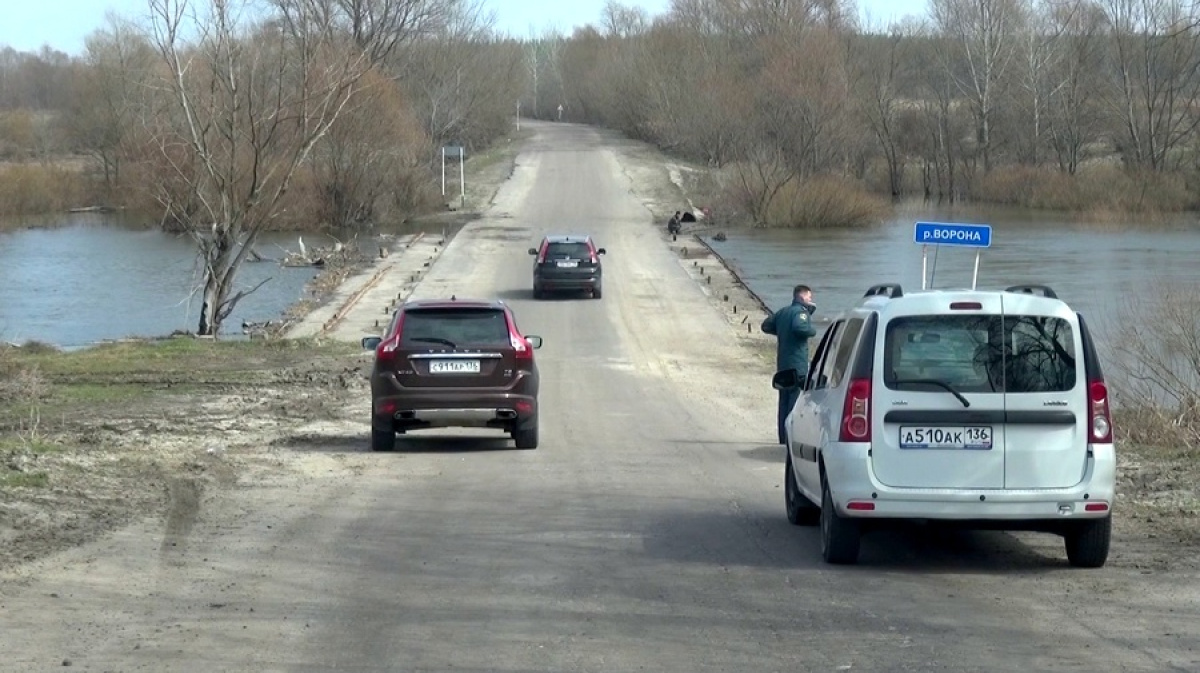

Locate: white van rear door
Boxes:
[872,297,1007,490]
[1000,295,1089,489]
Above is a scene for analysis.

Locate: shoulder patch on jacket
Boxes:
[798,312,809,320]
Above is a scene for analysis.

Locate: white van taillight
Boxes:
[839,378,872,442]
[1089,379,1113,443]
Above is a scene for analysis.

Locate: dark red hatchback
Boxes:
[361,298,543,451]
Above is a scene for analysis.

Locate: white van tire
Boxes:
[785,455,819,526]
[1065,516,1111,568]
[820,477,860,564]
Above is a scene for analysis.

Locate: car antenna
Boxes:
[451,294,456,301]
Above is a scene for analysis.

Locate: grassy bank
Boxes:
[0,338,363,569]
[969,164,1198,217]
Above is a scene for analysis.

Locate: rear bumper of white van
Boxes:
[824,443,1116,521]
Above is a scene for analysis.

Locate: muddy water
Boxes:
[0,214,337,348]
[707,205,1199,336]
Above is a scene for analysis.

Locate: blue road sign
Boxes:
[914,221,992,248]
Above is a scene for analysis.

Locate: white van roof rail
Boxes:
[1005,284,1059,299]
[863,283,904,299]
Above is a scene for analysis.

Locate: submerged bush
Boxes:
[972,164,1196,215]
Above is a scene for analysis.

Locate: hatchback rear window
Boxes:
[545,242,592,259]
[400,309,510,348]
[884,315,1076,393]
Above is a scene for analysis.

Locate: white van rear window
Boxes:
[884,315,1076,393]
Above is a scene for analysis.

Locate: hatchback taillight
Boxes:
[1088,379,1113,443]
[839,378,872,442]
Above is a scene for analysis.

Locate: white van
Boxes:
[779,284,1115,567]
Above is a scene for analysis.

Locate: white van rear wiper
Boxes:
[890,378,971,408]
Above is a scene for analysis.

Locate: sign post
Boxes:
[913,221,993,290]
[441,144,466,209]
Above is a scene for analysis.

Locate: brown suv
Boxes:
[361,298,544,451]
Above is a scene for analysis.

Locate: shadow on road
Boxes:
[494,288,595,302]
[737,444,786,464]
[641,505,1070,574]
[392,434,516,453]
[275,432,516,454]
[854,523,1069,573]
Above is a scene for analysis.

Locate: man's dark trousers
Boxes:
[778,387,800,445]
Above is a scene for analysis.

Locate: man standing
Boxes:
[762,284,817,444]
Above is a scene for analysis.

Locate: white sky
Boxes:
[0,0,930,55]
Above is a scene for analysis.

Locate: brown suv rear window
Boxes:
[400,308,509,348]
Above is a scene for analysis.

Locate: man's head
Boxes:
[793,284,813,304]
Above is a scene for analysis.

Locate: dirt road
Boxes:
[1,122,1197,672]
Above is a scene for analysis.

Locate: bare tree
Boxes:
[66,14,156,190]
[310,69,433,228]
[602,0,651,37]
[852,25,914,199]
[144,0,441,336]
[398,1,523,150]
[1103,0,1200,171]
[1046,0,1106,173]
[1014,0,1072,165]
[932,0,1027,172]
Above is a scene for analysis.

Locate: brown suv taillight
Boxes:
[1088,379,1113,443]
[375,312,405,365]
[506,312,534,362]
[839,378,872,442]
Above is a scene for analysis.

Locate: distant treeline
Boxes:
[0,0,525,229]
[519,0,1200,225]
[4,0,1200,230]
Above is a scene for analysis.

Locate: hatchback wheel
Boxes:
[533,285,544,300]
[785,455,819,526]
[371,427,396,452]
[1064,516,1111,568]
[592,284,602,299]
[820,477,860,564]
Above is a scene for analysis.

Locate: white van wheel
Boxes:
[1065,516,1111,568]
[820,477,860,564]
[785,455,819,526]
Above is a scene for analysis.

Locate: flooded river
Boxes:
[707,205,1200,332]
[2,206,1197,355]
[0,215,333,348]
